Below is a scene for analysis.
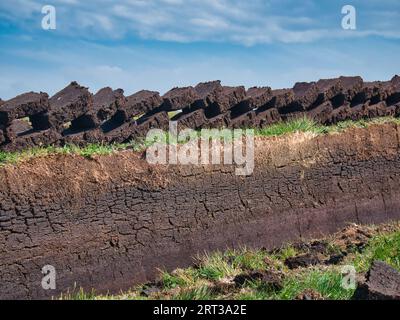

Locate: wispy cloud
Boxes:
[0,0,399,99]
[1,0,399,45]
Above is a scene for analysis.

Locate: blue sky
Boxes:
[0,0,399,99]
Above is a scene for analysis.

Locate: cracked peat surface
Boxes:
[1,122,400,299]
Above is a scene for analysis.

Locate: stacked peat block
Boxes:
[30,82,92,131]
[135,111,170,137]
[1,75,400,151]
[162,86,199,112]
[72,87,125,130]
[120,90,162,120]
[252,87,284,126]
[54,83,102,146]
[209,85,247,128]
[220,75,400,129]
[0,92,49,125]
[274,77,364,123]
[0,92,57,151]
[386,75,400,116]
[194,81,246,126]
[322,76,400,124]
[169,81,246,130]
[103,90,164,143]
[166,86,204,129]
[64,86,125,145]
[229,87,295,130]
[230,86,277,128]
[310,77,355,124]
[277,82,319,116]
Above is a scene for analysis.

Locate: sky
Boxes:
[0,0,399,99]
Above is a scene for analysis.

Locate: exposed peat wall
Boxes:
[1,123,400,299]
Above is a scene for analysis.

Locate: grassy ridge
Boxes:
[60,222,400,300]
[1,116,400,167]
[256,115,400,136]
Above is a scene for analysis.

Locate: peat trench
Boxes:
[1,123,400,299]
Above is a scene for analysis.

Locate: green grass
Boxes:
[353,229,400,273]
[255,116,400,137]
[2,116,400,167]
[195,251,240,281]
[161,269,198,289]
[280,269,353,300]
[234,268,352,300]
[255,117,327,136]
[59,288,98,300]
[0,140,156,167]
[0,143,130,166]
[172,285,215,300]
[226,247,268,271]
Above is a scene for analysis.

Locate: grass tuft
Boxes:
[195,251,240,280]
[227,247,268,271]
[353,230,400,273]
[274,269,353,300]
[256,117,326,136]
[173,285,215,300]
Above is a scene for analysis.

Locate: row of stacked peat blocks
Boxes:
[1,76,400,152]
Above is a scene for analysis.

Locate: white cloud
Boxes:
[190,17,229,29]
[1,0,399,45]
[1,35,399,100]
